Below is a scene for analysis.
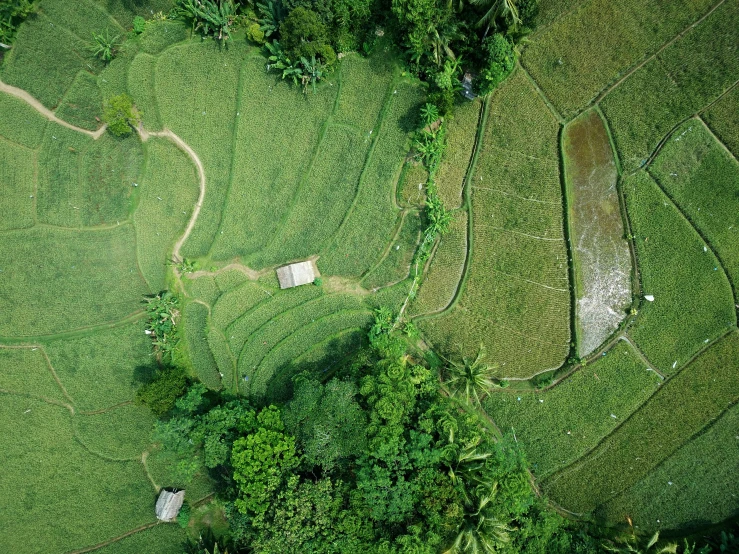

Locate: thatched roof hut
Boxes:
[276,260,318,289]
[155,489,185,521]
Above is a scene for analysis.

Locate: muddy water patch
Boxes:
[564,110,631,356]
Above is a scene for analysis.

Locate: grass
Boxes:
[214,267,250,291]
[73,403,155,460]
[183,302,222,390]
[396,161,428,208]
[252,124,369,267]
[623,172,735,374]
[0,138,36,231]
[138,19,189,55]
[521,0,715,117]
[543,331,739,514]
[419,69,570,378]
[88,0,175,28]
[0,12,103,109]
[44,320,154,412]
[0,396,156,554]
[0,93,48,149]
[89,523,186,554]
[54,70,103,131]
[0,225,150,337]
[648,120,739,299]
[563,110,631,356]
[208,328,236,392]
[128,52,162,130]
[435,99,481,208]
[155,41,248,258]
[410,211,467,316]
[211,281,270,330]
[600,0,739,171]
[597,400,739,531]
[0,347,69,404]
[702,85,739,157]
[134,138,199,291]
[333,53,394,132]
[485,340,661,478]
[361,210,421,289]
[319,80,421,277]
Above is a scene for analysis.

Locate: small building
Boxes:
[155,489,185,522]
[276,260,318,289]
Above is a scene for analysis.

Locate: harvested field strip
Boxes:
[410,211,468,316]
[598,400,739,531]
[249,310,373,398]
[623,173,735,374]
[238,294,365,392]
[543,331,739,514]
[73,403,154,461]
[563,110,631,356]
[485,340,661,478]
[0,397,156,554]
[600,0,739,171]
[521,0,716,116]
[0,92,48,148]
[361,210,422,290]
[184,302,222,390]
[212,281,272,330]
[254,124,369,266]
[226,286,322,354]
[0,225,150,337]
[435,99,482,208]
[0,12,103,110]
[134,138,199,291]
[155,41,246,258]
[0,138,36,231]
[419,69,570,377]
[702,85,739,157]
[209,55,336,261]
[648,120,739,300]
[319,80,421,277]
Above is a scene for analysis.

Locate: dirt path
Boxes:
[67,521,160,554]
[0,79,106,139]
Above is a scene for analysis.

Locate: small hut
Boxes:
[155,489,185,522]
[276,260,318,289]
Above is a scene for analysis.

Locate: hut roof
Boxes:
[276,260,318,289]
[155,489,185,522]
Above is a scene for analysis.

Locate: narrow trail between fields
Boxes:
[0,79,107,139]
[66,521,160,554]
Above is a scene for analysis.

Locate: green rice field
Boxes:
[1,0,738,549]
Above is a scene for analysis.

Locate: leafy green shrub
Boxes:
[475,33,515,95]
[177,502,191,528]
[177,0,237,41]
[103,93,141,136]
[246,21,265,43]
[88,28,120,62]
[280,7,335,66]
[0,0,36,45]
[136,365,189,416]
[144,291,180,358]
[132,15,146,35]
[312,277,323,286]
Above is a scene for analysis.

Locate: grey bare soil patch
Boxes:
[564,110,631,356]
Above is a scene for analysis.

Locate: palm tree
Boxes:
[470,0,521,32]
[444,483,513,554]
[443,345,499,405]
[602,531,680,554]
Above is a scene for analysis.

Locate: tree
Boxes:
[443,345,499,405]
[475,33,515,95]
[0,0,36,46]
[470,0,521,30]
[102,93,141,136]
[136,365,189,416]
[280,7,335,65]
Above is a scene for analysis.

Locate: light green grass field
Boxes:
[485,340,661,478]
[127,52,162,130]
[0,138,36,230]
[623,172,735,374]
[0,347,70,404]
[435,99,481,208]
[544,331,739,513]
[73,403,155,460]
[0,93,48,148]
[702,85,739,157]
[522,0,715,117]
[55,70,103,131]
[89,523,186,554]
[361,210,421,289]
[648,120,739,299]
[184,302,222,390]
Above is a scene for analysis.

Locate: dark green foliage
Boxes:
[132,15,146,34]
[136,365,189,416]
[475,33,515,95]
[88,28,121,62]
[177,0,237,41]
[103,93,141,136]
[144,291,180,359]
[279,7,336,65]
[0,0,36,45]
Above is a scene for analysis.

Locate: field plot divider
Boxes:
[698,112,739,165]
[558,122,579,360]
[319,74,398,257]
[414,93,490,321]
[361,209,409,281]
[66,521,160,554]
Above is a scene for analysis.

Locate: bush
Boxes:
[475,34,515,96]
[280,7,336,65]
[246,21,265,44]
[132,15,146,35]
[103,93,141,136]
[136,365,189,416]
[0,0,36,45]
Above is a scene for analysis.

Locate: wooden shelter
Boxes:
[155,489,185,522]
[276,260,318,289]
